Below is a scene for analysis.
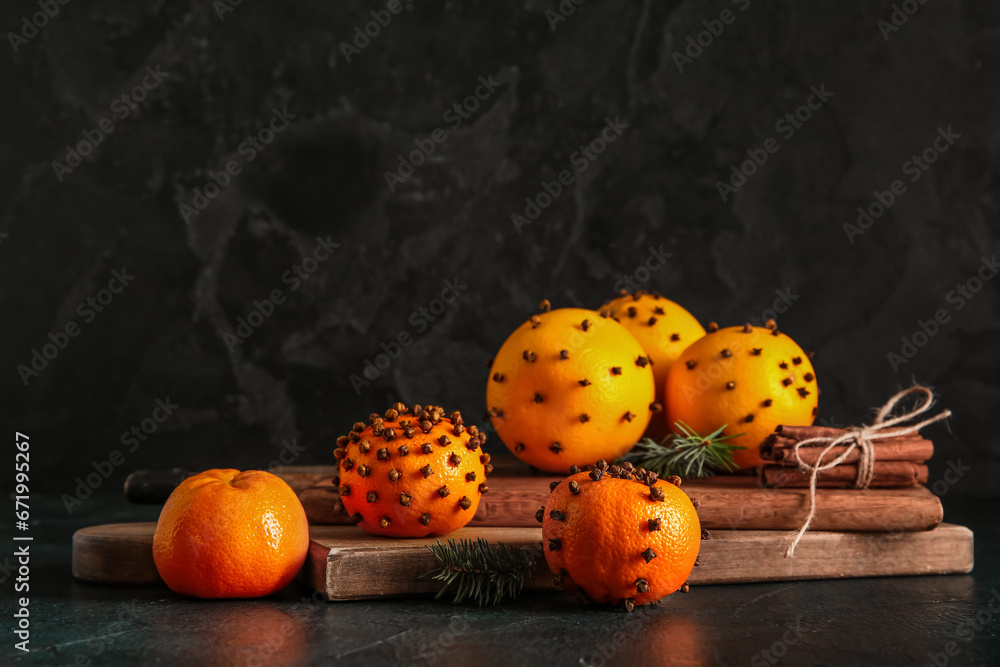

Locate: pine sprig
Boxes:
[621,421,746,479]
[423,538,537,606]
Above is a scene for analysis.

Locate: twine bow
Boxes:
[784,385,951,557]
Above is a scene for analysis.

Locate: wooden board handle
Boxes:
[123,469,196,504]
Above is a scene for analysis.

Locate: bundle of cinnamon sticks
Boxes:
[759,424,933,488]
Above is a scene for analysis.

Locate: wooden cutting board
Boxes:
[72,522,974,599]
[125,465,944,532]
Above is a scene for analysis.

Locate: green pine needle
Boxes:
[422,538,537,606]
[620,421,746,479]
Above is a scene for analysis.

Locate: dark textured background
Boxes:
[2,0,998,498]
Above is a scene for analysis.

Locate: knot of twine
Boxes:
[784,385,951,558]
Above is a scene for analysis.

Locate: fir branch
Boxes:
[621,421,746,479]
[423,538,537,606]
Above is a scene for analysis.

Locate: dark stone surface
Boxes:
[1,1,998,500]
[4,495,1000,665]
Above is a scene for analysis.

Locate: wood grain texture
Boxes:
[126,466,944,532]
[299,472,943,532]
[71,522,974,596]
[72,522,162,585]
[308,524,974,600]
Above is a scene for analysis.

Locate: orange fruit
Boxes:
[604,290,706,438]
[335,402,489,537]
[541,461,702,609]
[152,469,310,598]
[486,305,656,472]
[664,322,818,469]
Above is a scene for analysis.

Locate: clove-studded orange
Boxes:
[486,303,656,473]
[664,321,818,469]
[335,403,489,538]
[603,290,706,439]
[540,461,703,611]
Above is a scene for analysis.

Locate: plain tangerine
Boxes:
[152,469,310,599]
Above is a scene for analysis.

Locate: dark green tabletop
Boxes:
[6,496,999,666]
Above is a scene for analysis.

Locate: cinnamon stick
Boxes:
[775,424,848,439]
[762,461,928,488]
[761,438,933,465]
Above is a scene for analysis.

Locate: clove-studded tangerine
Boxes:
[486,305,656,472]
[335,403,488,537]
[664,322,818,469]
[603,290,706,439]
[541,461,701,609]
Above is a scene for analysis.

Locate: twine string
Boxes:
[784,386,951,557]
